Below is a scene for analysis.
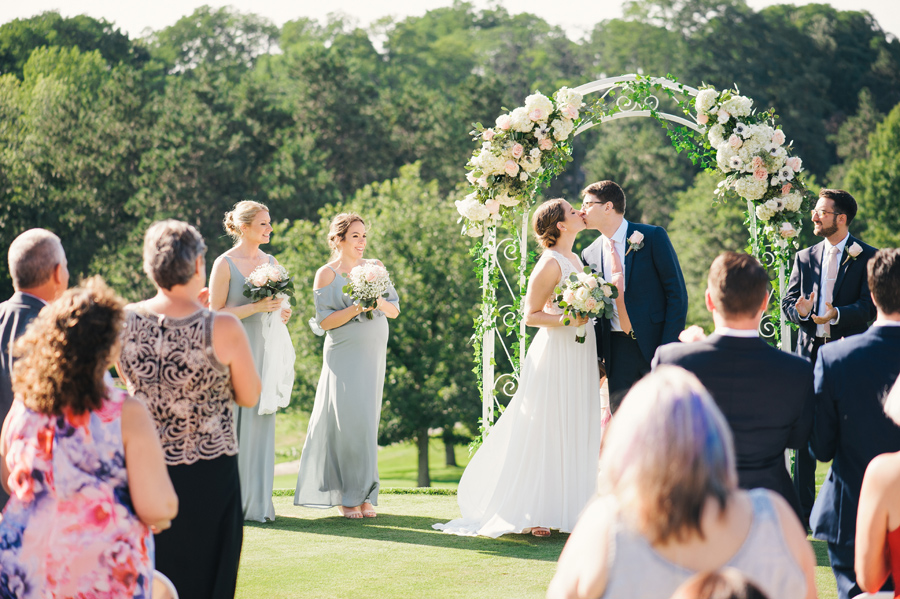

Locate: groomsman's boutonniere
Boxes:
[625,231,645,256]
[842,242,863,266]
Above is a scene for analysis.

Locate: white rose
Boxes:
[601,285,612,298]
[574,287,590,302]
[249,271,269,287]
[455,197,490,221]
[464,222,485,237]
[717,109,731,124]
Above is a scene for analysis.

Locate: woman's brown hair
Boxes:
[12,276,125,415]
[327,213,366,256]
[532,198,568,249]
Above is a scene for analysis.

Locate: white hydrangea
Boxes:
[455,195,490,221]
[551,118,575,141]
[521,155,542,173]
[755,204,774,221]
[554,87,584,108]
[695,89,718,114]
[716,144,737,172]
[495,192,521,206]
[734,176,768,201]
[524,93,553,118]
[722,95,752,117]
[783,192,804,212]
[471,150,507,177]
[708,124,726,147]
[510,107,534,133]
[464,221,485,237]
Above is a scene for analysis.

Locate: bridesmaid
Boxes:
[294,213,399,518]
[209,201,292,523]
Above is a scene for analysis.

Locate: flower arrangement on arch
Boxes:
[456,88,585,237]
[694,86,809,253]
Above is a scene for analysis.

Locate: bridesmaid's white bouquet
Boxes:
[342,262,392,320]
[243,263,296,306]
[554,268,618,343]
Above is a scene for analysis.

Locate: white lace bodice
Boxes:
[542,249,582,315]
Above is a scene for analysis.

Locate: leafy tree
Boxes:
[0,11,150,78]
[826,88,884,186]
[844,102,900,249]
[668,172,748,329]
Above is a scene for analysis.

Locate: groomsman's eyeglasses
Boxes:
[811,209,839,218]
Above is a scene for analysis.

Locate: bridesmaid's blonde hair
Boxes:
[223,201,269,243]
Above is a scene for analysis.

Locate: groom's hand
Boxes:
[795,289,816,318]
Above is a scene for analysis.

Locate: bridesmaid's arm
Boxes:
[315,266,371,330]
[373,261,400,319]
[856,455,893,592]
[523,257,586,328]
[209,256,281,319]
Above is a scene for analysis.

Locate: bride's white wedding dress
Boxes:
[434,250,603,537]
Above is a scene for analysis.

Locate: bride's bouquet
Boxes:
[342,262,392,320]
[554,268,618,343]
[243,263,296,415]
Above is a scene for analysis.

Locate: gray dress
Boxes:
[294,265,399,508]
[224,255,277,522]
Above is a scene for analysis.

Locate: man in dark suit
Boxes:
[809,248,900,599]
[783,188,877,527]
[0,228,69,508]
[653,251,814,519]
[580,180,688,413]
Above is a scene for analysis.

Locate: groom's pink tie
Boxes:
[821,245,840,338]
[605,238,632,336]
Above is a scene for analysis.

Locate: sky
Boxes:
[0,0,897,41]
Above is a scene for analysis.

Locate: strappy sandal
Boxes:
[338,506,363,519]
[361,502,377,518]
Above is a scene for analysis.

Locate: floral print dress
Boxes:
[0,388,153,598]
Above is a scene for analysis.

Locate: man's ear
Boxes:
[53,263,65,284]
[704,287,716,314]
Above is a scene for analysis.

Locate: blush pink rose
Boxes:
[365,270,378,282]
[511,143,524,159]
[729,134,742,149]
[562,104,579,119]
[786,156,802,171]
[563,290,575,304]
[528,109,546,121]
[779,222,798,239]
[751,156,764,169]
[697,114,709,124]
[496,115,512,130]
[539,138,553,151]
[753,168,768,181]
[781,183,792,195]
[482,128,495,141]
[504,160,519,177]
[584,297,598,311]
[628,231,644,245]
[772,129,786,145]
[484,199,500,215]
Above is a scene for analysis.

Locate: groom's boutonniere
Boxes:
[625,231,645,256]
[842,242,863,266]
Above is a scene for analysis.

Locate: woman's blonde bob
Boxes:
[598,366,739,544]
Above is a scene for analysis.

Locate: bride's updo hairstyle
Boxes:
[532,198,567,249]
[327,213,366,256]
[224,200,269,243]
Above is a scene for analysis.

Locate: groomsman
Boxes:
[653,252,814,519]
[581,181,687,412]
[0,229,69,508]
[782,189,877,527]
[809,248,900,599]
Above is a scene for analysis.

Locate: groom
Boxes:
[581,181,687,412]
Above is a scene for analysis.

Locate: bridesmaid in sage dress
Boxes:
[209,201,292,523]
[295,213,400,518]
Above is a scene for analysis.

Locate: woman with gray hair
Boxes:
[118,219,261,599]
[547,367,816,599]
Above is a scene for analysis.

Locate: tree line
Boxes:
[1,0,899,484]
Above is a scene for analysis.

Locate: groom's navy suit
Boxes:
[782,234,877,527]
[582,222,687,409]
[652,333,814,520]
[809,325,900,599]
[0,291,46,509]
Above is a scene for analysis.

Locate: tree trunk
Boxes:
[417,428,431,487]
[443,430,457,467]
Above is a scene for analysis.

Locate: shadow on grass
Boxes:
[246,513,567,562]
[810,538,831,568]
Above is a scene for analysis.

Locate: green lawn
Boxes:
[257,411,839,598]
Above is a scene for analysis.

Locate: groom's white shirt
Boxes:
[584,220,629,332]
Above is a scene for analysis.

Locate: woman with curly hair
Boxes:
[0,277,177,598]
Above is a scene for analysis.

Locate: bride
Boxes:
[434,198,603,538]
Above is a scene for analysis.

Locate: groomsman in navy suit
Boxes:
[580,180,687,413]
[0,229,69,508]
[809,249,900,599]
[783,189,877,528]
[653,252,814,520]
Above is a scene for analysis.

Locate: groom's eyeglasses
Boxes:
[811,209,840,218]
[580,200,604,210]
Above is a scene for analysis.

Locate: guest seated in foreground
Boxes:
[670,568,770,599]
[546,366,816,599]
[855,373,900,595]
[0,277,177,597]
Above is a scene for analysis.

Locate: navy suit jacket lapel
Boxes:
[832,235,855,297]
[624,222,635,289]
